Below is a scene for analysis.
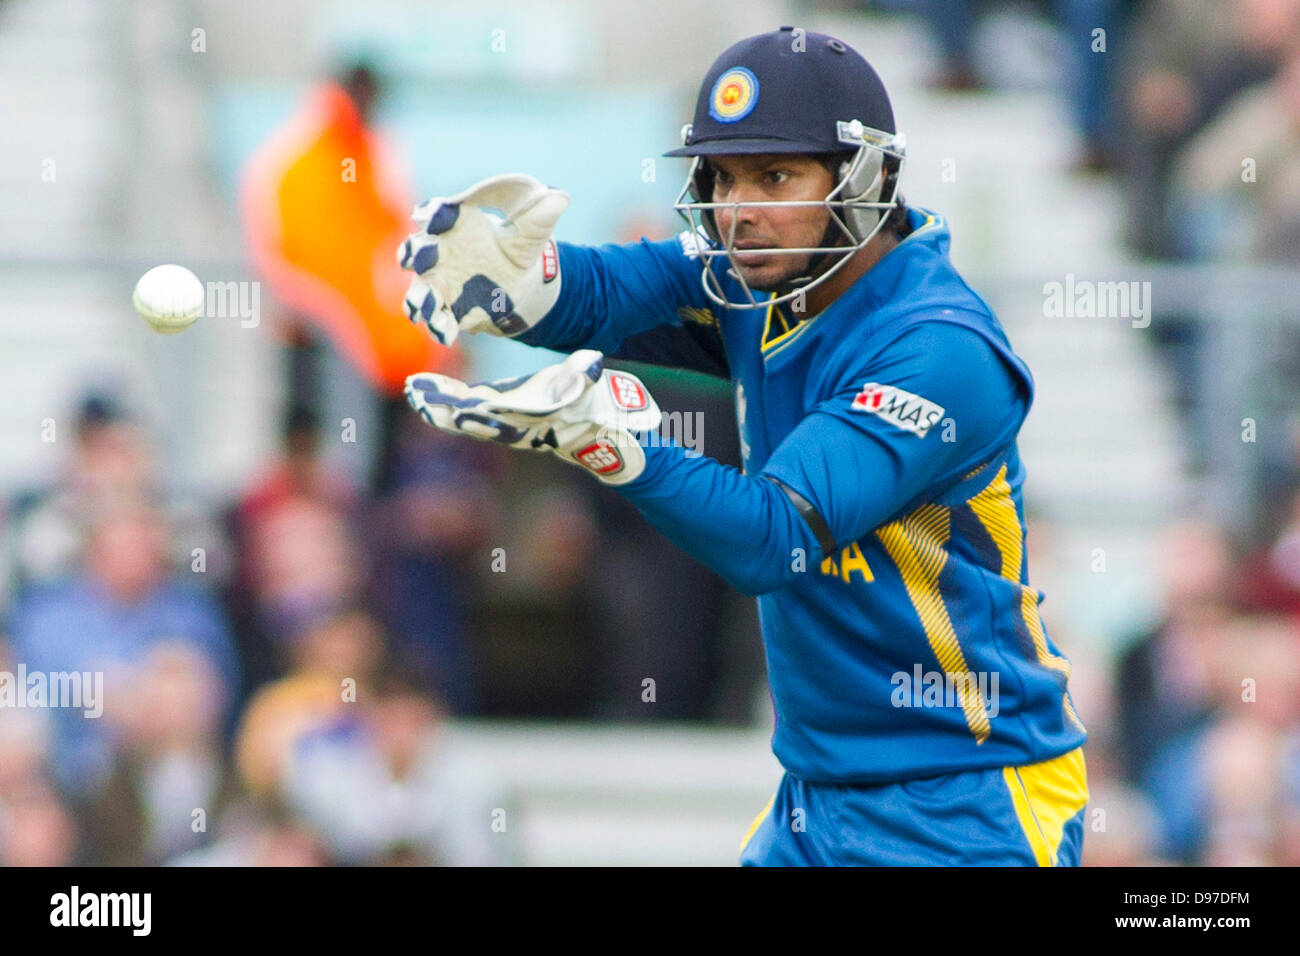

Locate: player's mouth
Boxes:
[731,241,777,268]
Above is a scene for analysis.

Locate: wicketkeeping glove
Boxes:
[397,173,569,347]
[404,350,662,485]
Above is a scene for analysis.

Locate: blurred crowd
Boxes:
[867,0,1300,489]
[1048,516,1300,866]
[0,389,759,865]
[1115,0,1300,493]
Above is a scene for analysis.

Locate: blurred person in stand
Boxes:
[1119,0,1296,257]
[0,638,81,866]
[1195,614,1300,865]
[366,411,501,715]
[1117,0,1300,473]
[240,60,458,493]
[1169,35,1300,498]
[1,391,230,620]
[1114,518,1234,794]
[225,405,358,697]
[233,467,366,687]
[1168,9,1300,261]
[282,672,508,865]
[81,643,242,866]
[166,800,332,867]
[470,473,604,718]
[1125,612,1300,865]
[1240,484,1300,615]
[0,394,149,612]
[877,0,1133,171]
[0,637,52,790]
[0,777,79,867]
[6,500,238,800]
[233,605,385,808]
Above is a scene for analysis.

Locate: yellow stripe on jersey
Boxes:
[898,211,943,245]
[1001,746,1089,866]
[761,298,822,357]
[1063,691,1087,734]
[739,792,776,853]
[967,465,1072,679]
[760,299,782,350]
[876,503,992,743]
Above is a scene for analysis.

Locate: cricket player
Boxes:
[397,28,1089,866]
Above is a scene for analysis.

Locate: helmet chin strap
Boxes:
[769,220,853,303]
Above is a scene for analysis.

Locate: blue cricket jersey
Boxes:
[516,207,1088,784]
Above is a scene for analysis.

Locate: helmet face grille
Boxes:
[671,129,907,310]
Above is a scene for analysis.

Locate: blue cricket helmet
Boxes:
[665,27,896,157]
[666,28,908,310]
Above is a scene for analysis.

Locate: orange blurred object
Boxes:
[234,673,348,800]
[240,82,457,394]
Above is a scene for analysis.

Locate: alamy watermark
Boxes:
[204,280,260,328]
[0,665,103,718]
[1042,274,1151,328]
[594,410,706,458]
[50,886,150,936]
[141,279,260,328]
[891,665,1000,718]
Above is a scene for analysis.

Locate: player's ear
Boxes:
[689,158,723,244]
[818,151,852,188]
[691,157,716,200]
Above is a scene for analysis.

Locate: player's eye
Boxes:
[764,170,790,185]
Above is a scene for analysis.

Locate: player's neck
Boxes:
[798,230,899,318]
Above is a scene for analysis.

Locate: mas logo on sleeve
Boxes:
[850,383,945,438]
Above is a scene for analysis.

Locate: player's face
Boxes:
[707,154,837,291]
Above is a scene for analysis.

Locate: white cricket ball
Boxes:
[132,264,204,334]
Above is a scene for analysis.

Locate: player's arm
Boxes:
[402,320,1026,595]
[398,174,727,378]
[613,322,1029,595]
[514,237,729,380]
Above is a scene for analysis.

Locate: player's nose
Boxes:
[715,185,760,238]
[726,180,764,215]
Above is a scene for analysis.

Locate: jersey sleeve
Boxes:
[613,321,1029,595]
[514,234,729,379]
[761,322,1029,551]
